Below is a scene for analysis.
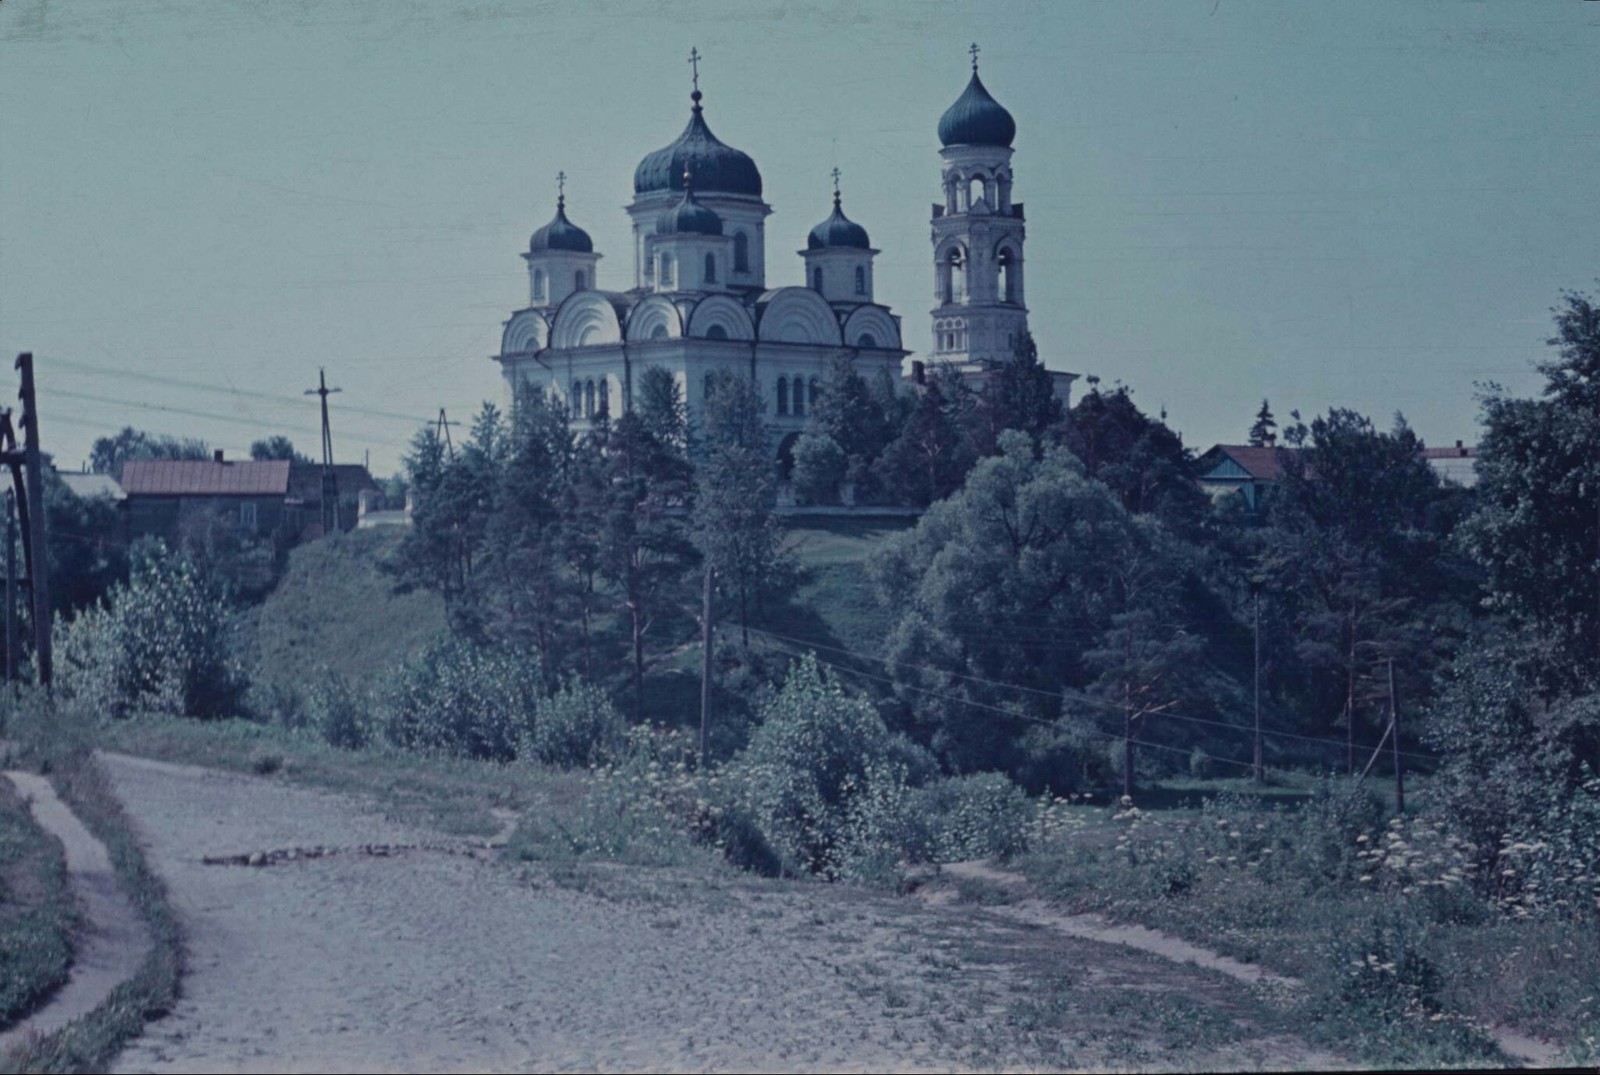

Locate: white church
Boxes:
[493,48,1059,461]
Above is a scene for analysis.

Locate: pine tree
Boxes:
[1248,399,1277,447]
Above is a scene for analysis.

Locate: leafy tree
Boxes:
[874,366,977,507]
[1056,383,1209,535]
[692,371,793,646]
[804,353,900,501]
[970,330,1062,455]
[1462,288,1600,679]
[1248,399,1278,447]
[635,365,690,457]
[44,470,127,618]
[89,427,209,477]
[790,433,846,505]
[249,436,312,463]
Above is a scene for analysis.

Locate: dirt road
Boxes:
[102,752,1338,1073]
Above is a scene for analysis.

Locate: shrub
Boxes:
[306,669,371,751]
[56,549,247,720]
[790,433,846,505]
[381,637,542,761]
[522,677,623,768]
[902,771,1033,864]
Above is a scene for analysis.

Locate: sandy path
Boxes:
[102,752,1343,1073]
[0,770,151,1054]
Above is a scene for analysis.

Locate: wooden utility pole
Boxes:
[16,355,51,688]
[1252,580,1263,784]
[700,565,714,769]
[4,491,15,687]
[436,408,459,459]
[1388,658,1404,814]
[305,369,342,534]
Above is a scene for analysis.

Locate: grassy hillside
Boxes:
[250,528,448,695]
[770,515,915,659]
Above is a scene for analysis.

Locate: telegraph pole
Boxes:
[700,566,714,769]
[436,408,459,459]
[4,491,15,687]
[15,355,51,687]
[1251,578,1263,784]
[1388,658,1404,814]
[305,369,342,534]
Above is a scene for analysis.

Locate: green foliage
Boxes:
[970,330,1063,455]
[875,368,977,507]
[381,636,543,761]
[902,771,1032,863]
[305,668,370,751]
[89,426,210,477]
[1056,383,1208,535]
[0,776,73,1031]
[57,548,247,720]
[520,676,623,768]
[1248,398,1277,448]
[790,432,846,505]
[45,468,128,620]
[249,435,311,463]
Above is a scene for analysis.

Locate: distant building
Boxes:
[1196,444,1293,513]
[55,470,125,504]
[121,456,294,545]
[287,462,383,538]
[1421,441,1477,487]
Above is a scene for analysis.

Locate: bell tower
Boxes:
[931,45,1028,367]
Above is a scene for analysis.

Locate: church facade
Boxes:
[492,50,1048,454]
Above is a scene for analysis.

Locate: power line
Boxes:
[41,388,402,452]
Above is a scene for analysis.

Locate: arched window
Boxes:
[968,176,986,210]
[999,248,1017,303]
[854,266,866,295]
[649,323,668,341]
[598,379,609,417]
[574,269,586,291]
[706,324,729,340]
[734,232,749,273]
[533,269,546,303]
[704,252,716,284]
[776,376,789,416]
[570,383,581,417]
[857,333,877,349]
[660,253,674,289]
[793,378,805,417]
[812,267,824,293]
[585,380,596,417]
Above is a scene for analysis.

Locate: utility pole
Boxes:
[1388,658,1404,814]
[4,491,15,688]
[436,408,459,459]
[15,355,51,688]
[700,565,714,769]
[1251,578,1263,784]
[305,369,342,534]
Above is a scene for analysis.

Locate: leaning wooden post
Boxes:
[4,490,16,687]
[16,354,51,688]
[1388,658,1404,814]
[697,566,716,767]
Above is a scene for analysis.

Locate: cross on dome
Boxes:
[969,42,980,72]
[556,170,566,207]
[831,167,841,205]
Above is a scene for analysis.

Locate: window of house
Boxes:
[585,379,596,417]
[240,501,258,531]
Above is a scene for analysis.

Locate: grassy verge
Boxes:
[1015,780,1598,1068]
[0,782,73,1032]
[0,695,181,1075]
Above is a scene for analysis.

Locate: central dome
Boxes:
[634,92,763,198]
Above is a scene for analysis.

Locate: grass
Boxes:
[0,781,73,1032]
[247,526,448,696]
[772,515,915,657]
[0,694,182,1075]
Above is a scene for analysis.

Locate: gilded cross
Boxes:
[969,42,980,71]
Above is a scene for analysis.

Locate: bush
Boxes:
[306,669,371,751]
[56,549,247,720]
[381,637,542,761]
[903,772,1033,864]
[790,433,846,505]
[521,677,623,768]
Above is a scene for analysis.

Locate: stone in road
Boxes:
[103,752,1329,1073]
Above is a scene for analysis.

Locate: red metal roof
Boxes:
[1420,445,1475,459]
[120,459,291,497]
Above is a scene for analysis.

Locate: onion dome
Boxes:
[634,87,763,198]
[807,182,870,250]
[655,168,723,236]
[529,188,593,253]
[937,54,1016,149]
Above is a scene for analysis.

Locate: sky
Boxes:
[2,0,1596,476]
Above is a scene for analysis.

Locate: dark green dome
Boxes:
[529,197,593,253]
[807,193,870,250]
[937,71,1016,149]
[634,92,763,198]
[656,183,723,236]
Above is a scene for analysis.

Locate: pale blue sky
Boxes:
[2,0,1596,475]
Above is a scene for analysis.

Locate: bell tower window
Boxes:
[854,266,866,295]
[734,232,750,273]
[704,253,717,284]
[533,269,546,303]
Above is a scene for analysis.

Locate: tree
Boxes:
[1056,383,1209,535]
[970,331,1062,456]
[805,353,899,501]
[89,427,210,477]
[635,365,690,457]
[250,436,312,463]
[1248,399,1278,447]
[874,366,976,507]
[692,370,793,646]
[1462,288,1600,680]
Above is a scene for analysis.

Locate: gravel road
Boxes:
[102,752,1335,1073]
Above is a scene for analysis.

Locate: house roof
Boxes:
[1420,444,1475,459]
[287,462,382,503]
[57,471,125,501]
[1198,444,1294,481]
[120,459,291,497]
